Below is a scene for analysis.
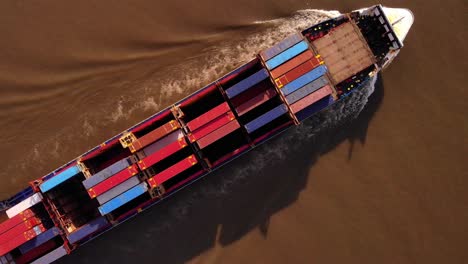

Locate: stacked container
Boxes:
[260,33,336,121]
[219,59,293,144]
[0,196,68,264]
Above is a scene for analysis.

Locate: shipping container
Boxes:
[29,245,67,264]
[235,88,277,116]
[141,129,185,157]
[196,120,241,149]
[66,216,109,244]
[0,209,35,235]
[96,176,140,205]
[228,79,272,108]
[98,183,148,216]
[281,65,328,96]
[44,174,101,237]
[129,120,180,153]
[82,157,133,189]
[265,41,309,70]
[295,96,334,122]
[177,83,227,124]
[225,69,269,99]
[217,59,261,88]
[187,102,231,131]
[147,155,198,188]
[18,227,61,255]
[0,254,14,264]
[0,217,42,245]
[285,76,329,104]
[191,112,236,140]
[6,193,43,219]
[244,104,289,134]
[259,33,303,61]
[40,165,81,193]
[270,50,315,79]
[0,225,46,256]
[87,164,139,198]
[274,58,322,88]
[14,239,57,264]
[290,85,333,114]
[79,135,133,179]
[138,138,188,170]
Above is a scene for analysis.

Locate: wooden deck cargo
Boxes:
[312,22,374,84]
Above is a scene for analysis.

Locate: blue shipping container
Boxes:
[245,104,289,133]
[260,33,303,61]
[285,76,329,104]
[225,69,269,99]
[96,176,140,205]
[82,157,133,189]
[296,95,334,121]
[281,65,328,96]
[265,41,309,70]
[18,227,61,254]
[67,216,109,244]
[98,182,148,216]
[40,165,81,193]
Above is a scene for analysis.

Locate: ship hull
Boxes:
[0,5,411,263]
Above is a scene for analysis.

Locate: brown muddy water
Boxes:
[0,0,466,263]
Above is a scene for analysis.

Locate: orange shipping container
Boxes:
[270,50,315,79]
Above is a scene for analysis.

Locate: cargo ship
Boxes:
[0,5,413,264]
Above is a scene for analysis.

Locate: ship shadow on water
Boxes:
[59,74,384,264]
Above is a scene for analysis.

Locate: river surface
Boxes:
[0,0,466,263]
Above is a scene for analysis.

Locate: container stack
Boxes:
[260,33,336,121]
[218,59,294,144]
[0,194,68,264]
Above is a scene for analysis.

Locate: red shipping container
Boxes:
[0,217,42,245]
[187,102,230,131]
[275,58,322,88]
[14,239,57,264]
[147,155,198,188]
[192,112,236,140]
[235,88,277,116]
[87,164,140,198]
[290,85,333,113]
[138,138,188,170]
[196,120,241,149]
[0,209,35,235]
[0,225,46,256]
[130,120,180,153]
[270,50,315,79]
